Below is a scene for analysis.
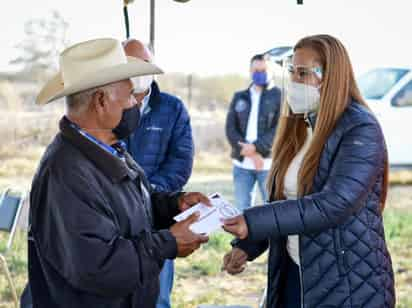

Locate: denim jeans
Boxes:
[156,259,174,308]
[233,165,269,212]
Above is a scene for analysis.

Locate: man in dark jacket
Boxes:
[225,54,281,211]
[123,39,194,308]
[28,38,209,308]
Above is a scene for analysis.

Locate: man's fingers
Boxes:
[196,234,209,244]
[183,212,200,225]
[192,242,201,251]
[184,192,211,207]
[179,243,198,258]
[195,193,212,207]
[186,241,202,256]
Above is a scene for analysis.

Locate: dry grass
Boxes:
[178,174,412,308]
[0,118,411,307]
[390,170,412,186]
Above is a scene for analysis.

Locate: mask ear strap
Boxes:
[313,67,323,82]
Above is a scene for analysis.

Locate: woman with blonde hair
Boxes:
[222,34,395,308]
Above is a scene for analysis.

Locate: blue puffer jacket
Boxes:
[235,102,395,307]
[126,82,194,192]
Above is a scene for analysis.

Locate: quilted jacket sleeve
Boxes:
[231,238,269,261]
[244,115,386,242]
[151,191,184,229]
[149,101,194,192]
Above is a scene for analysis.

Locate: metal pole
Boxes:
[150,0,155,54]
[123,1,131,38]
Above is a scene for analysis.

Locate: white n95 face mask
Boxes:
[286,81,320,114]
[132,75,154,94]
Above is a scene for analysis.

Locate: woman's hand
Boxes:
[222,215,249,239]
[222,248,248,275]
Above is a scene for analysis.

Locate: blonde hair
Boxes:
[267,34,388,211]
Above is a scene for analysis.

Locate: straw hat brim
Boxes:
[36,56,163,105]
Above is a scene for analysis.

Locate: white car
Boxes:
[358,68,412,166]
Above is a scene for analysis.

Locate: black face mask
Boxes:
[112,104,140,140]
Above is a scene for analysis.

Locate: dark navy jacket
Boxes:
[28,117,181,308]
[126,82,193,192]
[225,86,281,161]
[235,102,395,307]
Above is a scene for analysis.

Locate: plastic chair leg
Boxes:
[0,254,19,308]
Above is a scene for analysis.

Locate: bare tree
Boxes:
[10,10,69,82]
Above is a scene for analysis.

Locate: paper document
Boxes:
[174,193,240,235]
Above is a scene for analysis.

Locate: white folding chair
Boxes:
[0,188,25,308]
[258,287,267,308]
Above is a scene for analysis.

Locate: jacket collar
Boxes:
[147,81,161,110]
[59,116,137,183]
[305,99,355,129]
[239,84,270,101]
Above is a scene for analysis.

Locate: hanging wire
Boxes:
[124,6,130,38]
[122,0,302,41]
[123,0,134,39]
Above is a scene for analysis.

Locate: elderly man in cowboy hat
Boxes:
[28,38,209,308]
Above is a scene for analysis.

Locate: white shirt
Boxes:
[233,86,272,170]
[140,87,152,115]
[284,127,313,266]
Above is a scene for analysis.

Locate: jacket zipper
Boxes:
[334,228,347,276]
[298,236,304,308]
[298,113,313,308]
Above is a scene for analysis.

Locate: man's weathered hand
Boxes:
[170,212,209,257]
[222,248,248,275]
[178,192,211,212]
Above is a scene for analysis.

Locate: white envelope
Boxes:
[174,193,240,235]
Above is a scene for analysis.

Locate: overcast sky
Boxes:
[0,0,410,76]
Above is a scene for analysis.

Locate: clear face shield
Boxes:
[281,57,323,118]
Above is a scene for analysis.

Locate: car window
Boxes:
[358,68,410,100]
[266,47,293,57]
[392,80,412,107]
[264,46,293,68]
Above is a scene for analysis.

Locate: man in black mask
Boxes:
[27,38,209,308]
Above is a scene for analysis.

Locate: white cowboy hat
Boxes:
[36,38,163,105]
